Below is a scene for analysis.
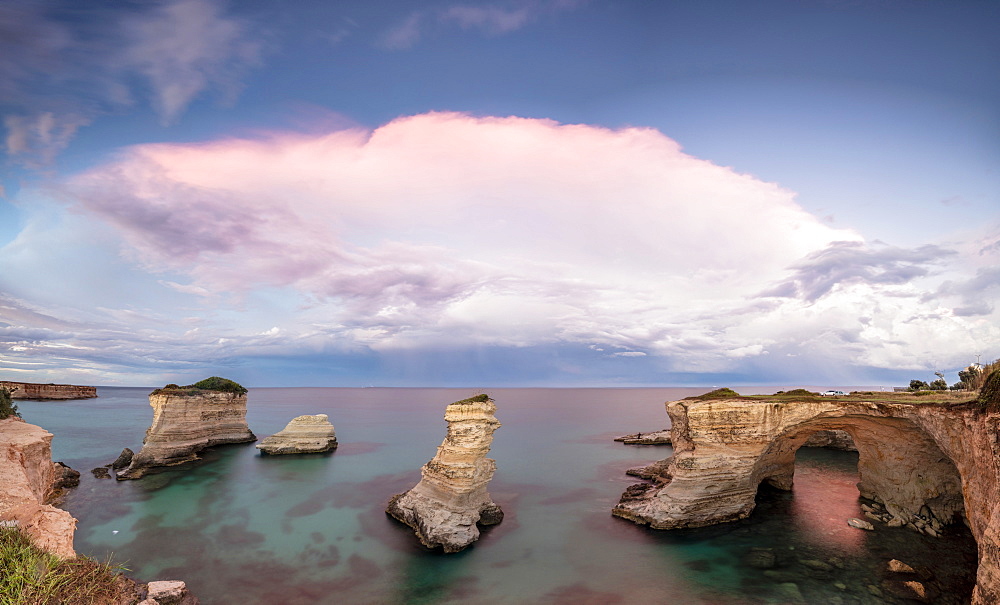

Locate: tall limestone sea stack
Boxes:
[118,377,256,480]
[387,394,503,552]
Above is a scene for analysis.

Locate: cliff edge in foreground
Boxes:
[387,394,503,552]
[118,377,256,479]
[0,417,77,559]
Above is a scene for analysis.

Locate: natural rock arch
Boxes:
[612,396,1000,604]
[752,416,965,535]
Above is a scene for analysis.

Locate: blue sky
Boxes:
[1,0,997,387]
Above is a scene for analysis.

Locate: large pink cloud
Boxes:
[64,112,862,353]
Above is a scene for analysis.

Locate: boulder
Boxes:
[256,414,337,455]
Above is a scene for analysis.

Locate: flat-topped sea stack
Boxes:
[0,381,97,400]
[256,414,337,455]
[612,384,1000,605]
[0,418,77,559]
[118,377,256,480]
[387,394,503,552]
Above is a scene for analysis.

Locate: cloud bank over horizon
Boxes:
[2,112,996,386]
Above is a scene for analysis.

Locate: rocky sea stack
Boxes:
[256,414,337,455]
[118,377,256,480]
[387,394,503,553]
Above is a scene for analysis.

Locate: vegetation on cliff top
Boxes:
[0,526,135,604]
[0,386,20,420]
[451,393,492,405]
[687,388,741,400]
[151,376,248,396]
[978,369,1000,412]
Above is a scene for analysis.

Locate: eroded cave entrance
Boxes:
[752,416,966,534]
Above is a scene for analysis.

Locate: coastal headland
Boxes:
[0,381,97,400]
[613,389,1000,605]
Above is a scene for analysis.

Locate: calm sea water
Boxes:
[18,387,977,605]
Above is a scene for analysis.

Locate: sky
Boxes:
[1,0,998,388]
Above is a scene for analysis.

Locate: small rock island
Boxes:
[387,394,503,553]
[118,377,256,479]
[256,414,337,455]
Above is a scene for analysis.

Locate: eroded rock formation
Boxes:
[0,381,97,400]
[256,414,337,454]
[386,394,503,552]
[612,396,1000,605]
[118,384,255,479]
[0,418,77,558]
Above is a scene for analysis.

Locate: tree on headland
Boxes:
[0,386,20,420]
[909,380,930,391]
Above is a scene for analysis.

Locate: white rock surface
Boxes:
[256,414,337,455]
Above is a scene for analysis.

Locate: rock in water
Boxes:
[256,414,337,455]
[386,394,503,552]
[118,378,255,480]
[111,447,134,470]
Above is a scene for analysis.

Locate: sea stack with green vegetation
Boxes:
[613,377,1000,605]
[386,394,504,553]
[118,377,256,480]
[256,414,338,455]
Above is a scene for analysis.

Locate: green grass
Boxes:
[0,526,135,605]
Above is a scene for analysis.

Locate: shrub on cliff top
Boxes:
[0,386,19,420]
[978,369,1000,412]
[152,376,248,396]
[452,393,491,405]
[689,387,741,400]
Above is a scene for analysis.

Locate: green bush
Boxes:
[978,369,1000,412]
[152,376,248,396]
[690,387,741,400]
[0,387,19,420]
[909,380,929,391]
[452,393,491,405]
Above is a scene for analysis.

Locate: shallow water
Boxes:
[20,387,977,604]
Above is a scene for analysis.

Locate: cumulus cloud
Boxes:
[59,112,859,361]
[759,241,957,302]
[8,112,996,383]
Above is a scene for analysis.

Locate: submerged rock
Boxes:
[91,467,112,479]
[386,394,503,553]
[256,414,337,455]
[118,378,255,480]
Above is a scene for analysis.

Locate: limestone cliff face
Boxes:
[0,418,77,559]
[118,390,255,479]
[256,414,337,455]
[612,397,1000,605]
[386,396,503,552]
[0,381,97,400]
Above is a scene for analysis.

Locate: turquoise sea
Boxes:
[18,387,977,604]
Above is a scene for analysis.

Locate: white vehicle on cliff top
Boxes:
[821,390,848,396]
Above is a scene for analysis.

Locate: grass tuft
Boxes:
[687,388,741,400]
[0,526,136,605]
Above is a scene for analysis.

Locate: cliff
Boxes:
[118,387,256,479]
[256,414,337,455]
[386,395,503,552]
[612,395,1000,605]
[0,381,97,400]
[0,418,77,559]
